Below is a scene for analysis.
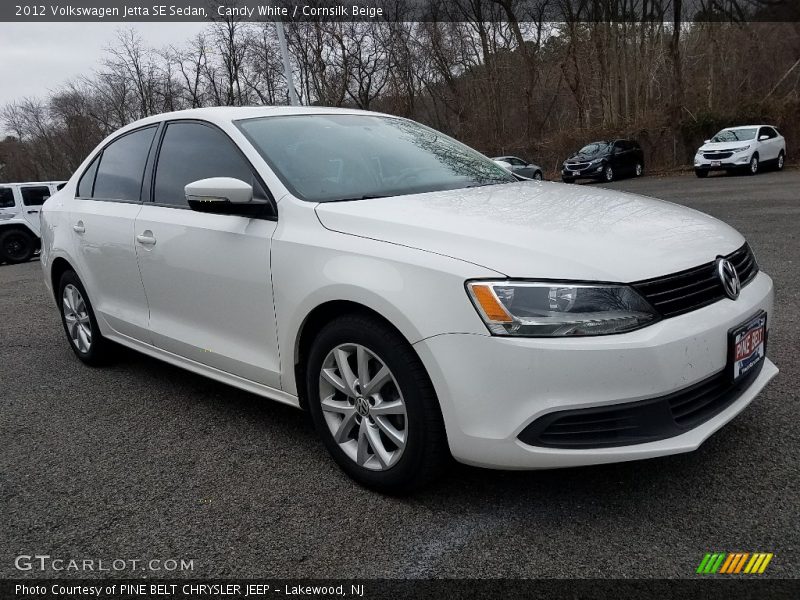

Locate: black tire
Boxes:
[305,314,449,494]
[533,171,543,181]
[747,154,759,176]
[57,270,115,366]
[695,169,708,178]
[777,151,785,171]
[603,164,614,182]
[0,229,35,264]
[561,177,575,184]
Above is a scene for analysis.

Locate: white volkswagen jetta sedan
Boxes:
[40,107,777,492]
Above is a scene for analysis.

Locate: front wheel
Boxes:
[748,154,759,175]
[634,162,644,177]
[603,165,614,182]
[306,314,449,493]
[777,151,785,171]
[0,229,35,264]
[532,171,543,181]
[695,169,708,178]
[561,177,575,184]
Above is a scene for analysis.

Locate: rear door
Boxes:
[69,125,157,342]
[134,120,281,388]
[18,184,52,237]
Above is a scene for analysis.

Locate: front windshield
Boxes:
[577,142,609,155]
[711,128,757,142]
[236,114,515,202]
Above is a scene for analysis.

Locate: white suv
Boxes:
[41,107,777,492]
[0,181,65,263]
[694,125,786,177]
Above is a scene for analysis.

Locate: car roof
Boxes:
[0,181,66,186]
[111,106,395,136]
[723,125,776,130]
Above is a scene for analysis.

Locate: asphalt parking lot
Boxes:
[1,171,798,579]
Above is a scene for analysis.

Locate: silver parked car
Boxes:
[492,156,543,180]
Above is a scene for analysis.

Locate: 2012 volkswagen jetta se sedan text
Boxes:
[40,107,778,492]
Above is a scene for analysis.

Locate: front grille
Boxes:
[632,243,758,318]
[567,162,590,170]
[703,151,734,160]
[517,360,764,449]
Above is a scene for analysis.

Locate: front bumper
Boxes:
[562,164,604,179]
[694,152,752,171]
[414,272,776,469]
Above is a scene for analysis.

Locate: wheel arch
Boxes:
[293,300,420,411]
[50,256,75,301]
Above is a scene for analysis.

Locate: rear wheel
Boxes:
[306,314,449,493]
[0,229,35,264]
[695,169,708,178]
[58,270,114,365]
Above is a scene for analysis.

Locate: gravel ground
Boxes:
[1,170,797,579]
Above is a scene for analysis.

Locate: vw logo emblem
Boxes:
[355,397,370,417]
[716,258,741,300]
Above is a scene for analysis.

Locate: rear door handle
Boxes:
[72,222,85,233]
[136,232,156,246]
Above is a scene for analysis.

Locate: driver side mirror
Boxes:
[704,139,711,144]
[185,177,267,216]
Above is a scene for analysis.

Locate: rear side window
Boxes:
[77,156,100,198]
[20,186,51,206]
[0,188,14,208]
[153,122,261,207]
[93,126,157,202]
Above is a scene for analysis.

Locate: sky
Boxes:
[0,23,208,114]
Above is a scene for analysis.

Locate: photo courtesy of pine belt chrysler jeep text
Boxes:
[39,107,778,493]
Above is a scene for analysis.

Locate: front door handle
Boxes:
[27,209,40,214]
[72,221,85,233]
[136,232,156,246]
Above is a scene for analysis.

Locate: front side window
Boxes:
[759,127,776,140]
[154,122,263,207]
[93,126,157,201]
[20,186,50,206]
[237,115,514,203]
[711,128,757,142]
[0,188,14,208]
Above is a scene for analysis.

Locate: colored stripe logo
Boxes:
[697,552,773,574]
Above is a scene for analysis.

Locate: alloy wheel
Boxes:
[533,172,543,181]
[62,284,92,353]
[750,156,759,174]
[635,163,643,176]
[604,166,614,182]
[318,343,407,471]
[778,154,784,170]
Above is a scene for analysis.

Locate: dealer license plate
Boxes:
[711,160,721,167]
[728,312,766,383]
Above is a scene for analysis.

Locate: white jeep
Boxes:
[0,181,66,264]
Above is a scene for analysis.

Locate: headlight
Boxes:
[729,146,751,153]
[466,280,658,337]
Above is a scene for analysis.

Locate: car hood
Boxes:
[698,141,754,152]
[314,182,744,282]
[565,153,605,163]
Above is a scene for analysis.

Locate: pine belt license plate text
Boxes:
[728,312,766,382]
[711,160,721,167]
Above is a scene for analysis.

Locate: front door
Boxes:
[135,120,281,388]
